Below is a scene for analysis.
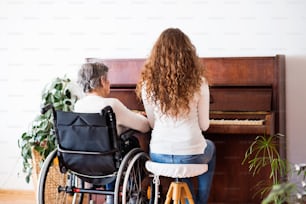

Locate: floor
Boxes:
[0,190,107,204]
[0,190,35,204]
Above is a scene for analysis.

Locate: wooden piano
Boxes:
[86,55,286,203]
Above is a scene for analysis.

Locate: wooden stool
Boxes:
[145,161,208,204]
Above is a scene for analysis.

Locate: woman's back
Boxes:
[142,82,209,155]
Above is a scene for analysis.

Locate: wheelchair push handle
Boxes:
[41,104,54,114]
[41,104,57,120]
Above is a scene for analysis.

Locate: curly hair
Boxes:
[136,28,207,117]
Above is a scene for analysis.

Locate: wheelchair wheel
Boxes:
[37,149,84,204]
[114,148,150,204]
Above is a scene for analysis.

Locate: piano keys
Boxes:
[86,55,286,203]
[210,118,265,126]
[208,111,273,135]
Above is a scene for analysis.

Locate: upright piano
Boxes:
[87,55,286,203]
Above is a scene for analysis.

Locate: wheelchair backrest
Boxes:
[53,106,120,182]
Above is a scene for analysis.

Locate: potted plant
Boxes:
[242,133,306,203]
[18,76,82,184]
[261,163,306,204]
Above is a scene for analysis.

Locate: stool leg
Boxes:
[165,181,195,204]
[172,183,181,204]
[165,183,174,204]
[181,183,194,204]
[172,183,184,204]
[180,196,186,204]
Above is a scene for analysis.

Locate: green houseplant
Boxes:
[242,133,306,203]
[18,76,81,183]
[261,163,306,204]
[242,133,288,203]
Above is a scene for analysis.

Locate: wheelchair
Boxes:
[36,105,150,204]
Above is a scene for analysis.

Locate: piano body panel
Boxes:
[87,58,146,84]
[274,55,287,159]
[210,86,272,111]
[86,56,286,204]
[205,133,273,203]
[207,124,267,135]
[108,88,144,110]
[202,57,275,85]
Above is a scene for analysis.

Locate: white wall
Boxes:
[0,0,305,190]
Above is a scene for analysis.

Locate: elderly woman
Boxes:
[75,62,150,204]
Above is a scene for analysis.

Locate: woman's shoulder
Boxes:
[104,97,121,104]
[199,80,209,97]
[76,95,122,106]
[201,77,209,85]
[103,97,127,110]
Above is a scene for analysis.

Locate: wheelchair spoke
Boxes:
[121,151,150,204]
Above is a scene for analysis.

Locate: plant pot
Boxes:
[31,148,42,199]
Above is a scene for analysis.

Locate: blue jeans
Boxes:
[106,181,115,190]
[150,140,216,204]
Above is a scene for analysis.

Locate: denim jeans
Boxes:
[150,139,216,204]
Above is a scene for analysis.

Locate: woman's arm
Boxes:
[112,98,150,133]
[198,83,210,131]
[141,87,155,128]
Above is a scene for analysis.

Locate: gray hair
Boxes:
[77,62,109,93]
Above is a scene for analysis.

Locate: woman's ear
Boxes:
[100,76,110,88]
[100,76,110,97]
[100,76,106,87]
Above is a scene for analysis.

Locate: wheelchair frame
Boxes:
[36,105,150,204]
